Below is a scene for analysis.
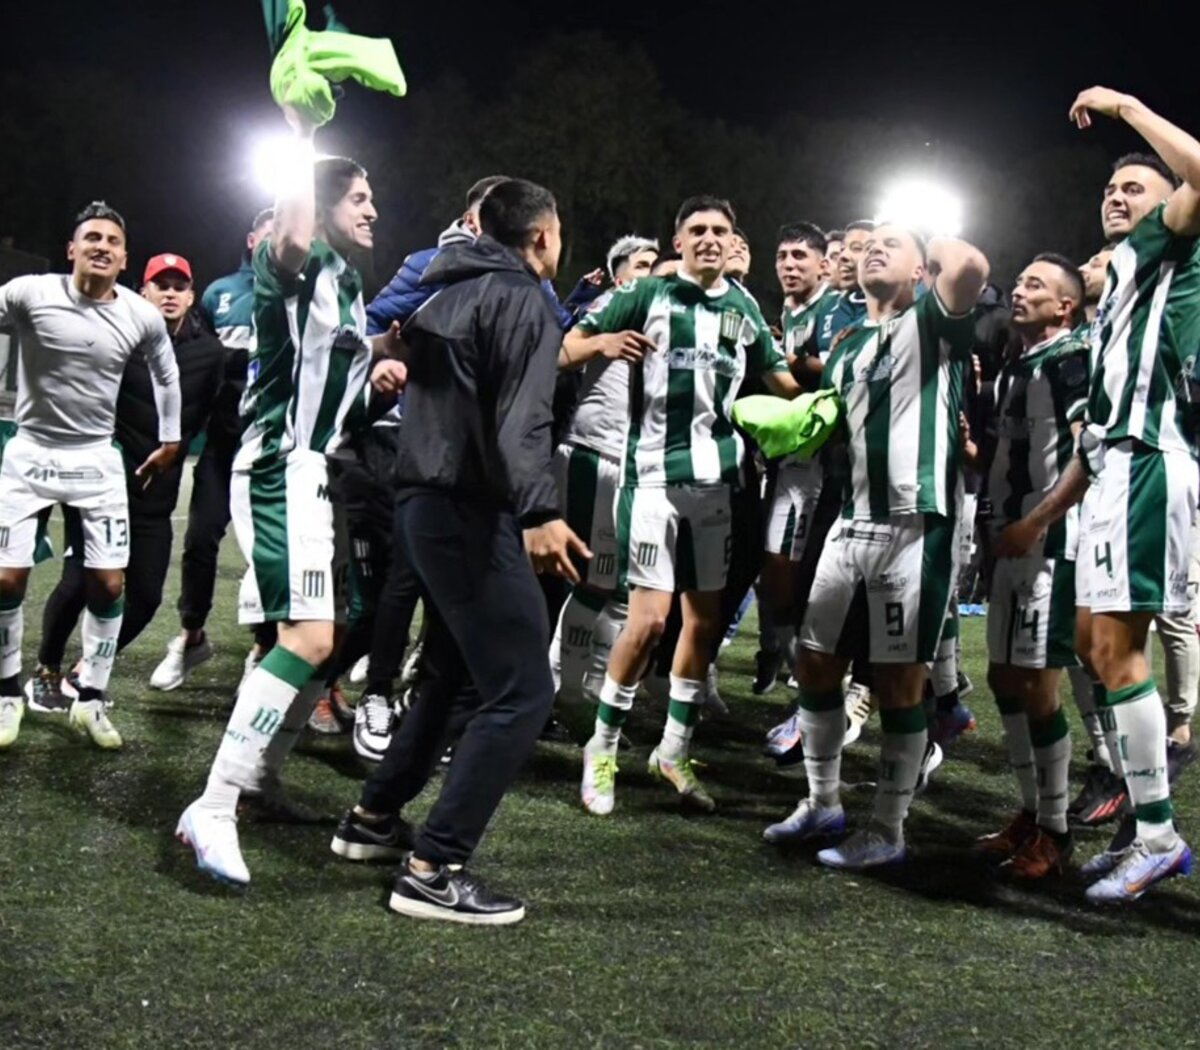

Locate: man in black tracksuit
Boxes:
[330,178,587,926]
[31,254,224,708]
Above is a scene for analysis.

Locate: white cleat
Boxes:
[150,635,213,691]
[817,827,907,870]
[581,747,618,816]
[348,654,370,685]
[843,683,874,746]
[68,698,123,750]
[176,801,251,886]
[763,799,847,844]
[0,696,24,749]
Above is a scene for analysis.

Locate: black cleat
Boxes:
[1167,739,1199,786]
[389,861,525,925]
[1068,765,1128,826]
[24,665,69,715]
[752,649,786,695]
[330,809,414,862]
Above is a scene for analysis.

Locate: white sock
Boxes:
[658,674,704,762]
[798,690,845,808]
[554,590,606,705]
[1068,665,1111,770]
[1109,681,1176,851]
[253,678,325,788]
[929,612,958,698]
[583,597,628,703]
[78,600,124,692]
[871,707,928,842]
[0,602,23,681]
[997,700,1038,812]
[588,674,637,755]
[201,647,315,815]
[1030,708,1071,835]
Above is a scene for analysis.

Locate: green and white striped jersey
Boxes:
[781,284,840,358]
[1089,203,1200,457]
[987,329,1090,559]
[822,290,974,520]
[577,271,788,487]
[236,239,372,471]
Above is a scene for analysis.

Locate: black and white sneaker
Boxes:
[330,809,413,862]
[24,665,69,715]
[353,694,396,762]
[389,861,525,925]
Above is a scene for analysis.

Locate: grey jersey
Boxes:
[0,274,181,448]
[564,355,630,461]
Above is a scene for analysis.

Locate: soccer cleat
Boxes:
[389,861,525,925]
[976,809,1037,860]
[175,802,250,886]
[703,665,728,716]
[648,748,716,812]
[1068,766,1128,826]
[930,703,977,749]
[581,748,618,816]
[752,649,785,695]
[914,741,943,795]
[1085,837,1192,904]
[330,809,414,862]
[1167,739,1199,786]
[307,693,347,735]
[25,666,69,715]
[68,698,122,749]
[150,634,213,691]
[764,711,803,757]
[1008,828,1074,880]
[817,827,906,870]
[353,693,396,762]
[1080,813,1137,878]
[0,696,24,749]
[763,799,847,844]
[843,683,874,746]
[773,735,807,778]
[348,654,370,685]
[241,775,325,824]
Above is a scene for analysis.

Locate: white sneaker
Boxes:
[348,655,370,685]
[353,694,396,762]
[0,695,24,749]
[150,635,213,691]
[843,683,874,746]
[817,827,906,870]
[68,698,123,749]
[176,801,250,886]
[581,746,618,816]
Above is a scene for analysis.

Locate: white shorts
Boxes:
[617,483,732,594]
[800,514,958,664]
[1079,441,1198,615]
[765,460,823,561]
[1075,484,1099,609]
[553,442,620,590]
[0,432,129,569]
[987,555,1078,669]
[231,450,348,625]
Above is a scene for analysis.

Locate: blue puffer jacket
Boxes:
[367,219,590,335]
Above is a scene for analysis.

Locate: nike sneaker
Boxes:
[330,809,414,862]
[1085,837,1192,904]
[763,799,846,844]
[353,693,396,762]
[150,634,213,691]
[389,861,525,925]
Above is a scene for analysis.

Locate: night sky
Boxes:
[1,0,1194,288]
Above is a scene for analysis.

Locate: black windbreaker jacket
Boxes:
[394,236,562,526]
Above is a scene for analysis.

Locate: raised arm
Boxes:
[1070,87,1200,236]
[926,238,990,316]
[270,107,319,276]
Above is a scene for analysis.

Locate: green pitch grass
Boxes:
[3,493,1200,1049]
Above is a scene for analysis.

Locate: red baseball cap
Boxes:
[143,252,193,284]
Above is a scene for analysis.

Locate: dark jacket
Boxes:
[199,258,256,452]
[393,236,562,526]
[115,310,225,514]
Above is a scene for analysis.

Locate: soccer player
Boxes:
[0,202,182,750]
[550,235,659,718]
[754,222,839,694]
[974,253,1088,879]
[998,87,1200,902]
[151,210,276,692]
[824,229,846,275]
[726,229,752,283]
[562,196,801,815]
[31,253,223,711]
[811,220,874,358]
[765,224,988,865]
[176,106,401,886]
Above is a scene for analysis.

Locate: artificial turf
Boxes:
[3,497,1200,1049]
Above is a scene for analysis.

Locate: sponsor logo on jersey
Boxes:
[23,465,104,483]
[302,570,326,599]
[316,484,331,501]
[665,346,739,378]
[868,572,909,593]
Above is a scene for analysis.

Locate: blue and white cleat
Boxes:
[175,801,251,887]
[817,827,906,870]
[1084,837,1192,904]
[763,799,846,844]
[764,712,803,757]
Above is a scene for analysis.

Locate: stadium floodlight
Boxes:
[251,132,317,199]
[874,178,965,237]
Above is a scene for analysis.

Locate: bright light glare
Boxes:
[251,133,316,198]
[875,178,964,237]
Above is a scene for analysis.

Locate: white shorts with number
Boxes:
[0,432,129,569]
[765,460,823,562]
[618,483,732,593]
[231,449,348,625]
[799,514,958,664]
[553,442,621,590]
[1078,440,1198,616]
[987,554,1078,669]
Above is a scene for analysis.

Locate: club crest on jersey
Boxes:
[719,309,745,342]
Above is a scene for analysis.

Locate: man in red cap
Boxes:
[27,250,226,715]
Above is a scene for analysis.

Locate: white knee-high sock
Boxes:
[798,687,845,808]
[253,678,325,787]
[0,601,23,682]
[583,596,628,704]
[1068,665,1111,770]
[1030,707,1071,834]
[1107,680,1176,852]
[554,589,607,705]
[588,674,637,755]
[658,674,704,761]
[872,705,928,843]
[79,596,124,692]
[996,695,1038,812]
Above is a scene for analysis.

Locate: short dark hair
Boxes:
[650,251,679,275]
[732,226,750,244]
[73,200,126,236]
[844,219,876,235]
[1112,152,1181,189]
[675,195,736,231]
[314,157,368,215]
[776,222,827,254]
[250,207,275,233]
[1032,251,1086,305]
[466,175,511,210]
[479,178,557,248]
[825,228,846,244]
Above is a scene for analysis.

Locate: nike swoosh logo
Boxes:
[353,822,397,844]
[408,876,459,908]
[1124,854,1181,896]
